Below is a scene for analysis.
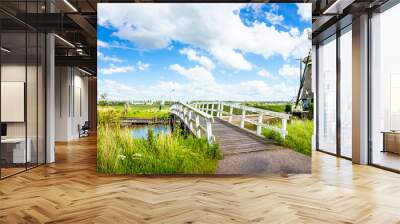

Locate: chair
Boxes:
[79,121,90,138]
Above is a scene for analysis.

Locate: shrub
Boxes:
[285,104,292,113]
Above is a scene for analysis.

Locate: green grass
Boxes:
[97,124,221,174]
[98,104,170,119]
[245,103,289,113]
[262,119,313,156]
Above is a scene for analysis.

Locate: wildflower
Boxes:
[117,154,126,160]
[132,153,142,159]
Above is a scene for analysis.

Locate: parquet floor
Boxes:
[1,135,400,223]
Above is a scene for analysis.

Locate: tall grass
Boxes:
[97,124,221,174]
[262,119,313,156]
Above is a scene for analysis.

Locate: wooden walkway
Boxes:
[212,118,311,174]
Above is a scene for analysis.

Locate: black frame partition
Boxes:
[0,0,47,180]
[316,33,338,157]
[367,1,400,173]
[315,0,400,173]
[315,23,353,161]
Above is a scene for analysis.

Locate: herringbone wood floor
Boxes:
[1,135,400,223]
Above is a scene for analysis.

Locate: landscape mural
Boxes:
[97,3,313,175]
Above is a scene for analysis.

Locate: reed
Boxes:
[97,124,221,174]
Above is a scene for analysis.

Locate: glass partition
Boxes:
[1,30,28,177]
[339,26,352,158]
[317,35,337,154]
[0,1,46,179]
[370,4,400,171]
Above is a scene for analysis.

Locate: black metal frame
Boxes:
[315,0,400,171]
[0,0,47,180]
[367,1,400,172]
[315,22,353,162]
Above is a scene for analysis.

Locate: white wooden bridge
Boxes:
[171,101,311,174]
[170,101,290,144]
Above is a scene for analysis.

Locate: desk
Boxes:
[1,138,31,163]
[382,131,400,154]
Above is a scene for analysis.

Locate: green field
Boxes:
[98,104,170,120]
[245,102,290,113]
[262,119,313,156]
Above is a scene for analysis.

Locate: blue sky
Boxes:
[97,3,311,101]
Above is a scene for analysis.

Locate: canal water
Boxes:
[129,124,171,139]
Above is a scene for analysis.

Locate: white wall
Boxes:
[55,67,89,141]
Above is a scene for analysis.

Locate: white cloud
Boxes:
[279,64,299,77]
[137,61,150,71]
[289,27,300,36]
[98,3,311,70]
[265,12,284,25]
[99,64,135,75]
[246,3,264,14]
[257,69,278,80]
[169,64,214,83]
[97,40,109,48]
[179,48,215,71]
[98,78,297,102]
[211,47,252,70]
[97,39,136,50]
[296,3,311,21]
[98,51,123,63]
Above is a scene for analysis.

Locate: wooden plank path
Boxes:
[212,118,311,174]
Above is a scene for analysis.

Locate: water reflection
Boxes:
[129,124,171,139]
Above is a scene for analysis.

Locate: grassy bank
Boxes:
[262,119,313,156]
[98,104,170,119]
[97,124,221,174]
[245,102,290,113]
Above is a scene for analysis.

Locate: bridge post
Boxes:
[195,114,201,137]
[281,118,287,138]
[210,103,214,116]
[228,105,233,123]
[256,114,263,136]
[217,102,221,118]
[206,120,212,143]
[183,107,188,125]
[188,111,193,132]
[240,109,246,128]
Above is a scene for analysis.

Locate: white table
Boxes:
[1,138,31,163]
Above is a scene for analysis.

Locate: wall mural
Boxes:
[97,3,312,175]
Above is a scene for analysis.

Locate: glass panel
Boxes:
[26,0,39,169]
[317,36,337,154]
[340,28,352,158]
[38,32,45,165]
[1,30,27,177]
[371,4,400,171]
[27,31,38,169]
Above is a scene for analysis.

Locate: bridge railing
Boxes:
[192,101,290,138]
[170,102,215,143]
